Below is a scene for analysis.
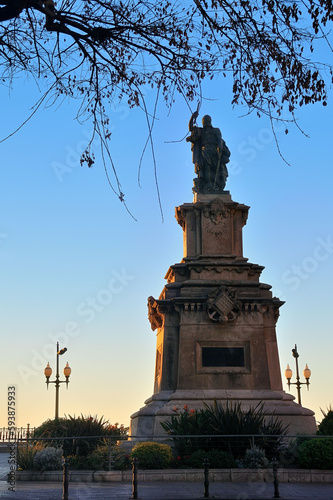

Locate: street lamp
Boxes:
[285,344,311,406]
[44,342,72,420]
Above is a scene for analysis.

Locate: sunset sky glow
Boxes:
[1,72,333,430]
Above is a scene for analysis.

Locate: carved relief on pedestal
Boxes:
[175,207,186,229]
[202,198,230,237]
[206,286,240,323]
[148,296,164,331]
[242,209,249,227]
[273,306,281,324]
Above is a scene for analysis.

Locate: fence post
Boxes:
[108,436,112,471]
[272,457,280,499]
[63,456,69,500]
[132,457,139,499]
[16,439,20,471]
[203,458,210,498]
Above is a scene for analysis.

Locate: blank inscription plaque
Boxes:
[202,347,245,367]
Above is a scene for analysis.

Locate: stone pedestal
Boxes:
[130,193,316,438]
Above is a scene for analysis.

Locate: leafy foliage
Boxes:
[0,0,332,201]
[33,446,63,471]
[297,438,333,469]
[17,442,45,470]
[110,443,132,471]
[161,401,288,459]
[237,446,269,469]
[33,414,128,457]
[160,405,213,456]
[317,407,333,436]
[130,441,173,469]
[278,438,299,467]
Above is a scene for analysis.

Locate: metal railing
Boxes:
[6,433,333,500]
[0,426,34,442]
[12,432,333,470]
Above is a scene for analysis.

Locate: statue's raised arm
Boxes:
[188,110,199,132]
[186,113,230,195]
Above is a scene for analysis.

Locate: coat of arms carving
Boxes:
[203,198,229,236]
[206,286,239,323]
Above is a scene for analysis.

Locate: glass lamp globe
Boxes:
[44,362,52,379]
[64,362,71,378]
[285,364,292,380]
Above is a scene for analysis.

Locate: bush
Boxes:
[65,442,132,470]
[278,438,299,467]
[109,443,132,470]
[161,401,288,459]
[17,442,45,470]
[188,449,236,469]
[160,406,212,456]
[33,447,63,471]
[66,454,90,470]
[238,446,269,469]
[85,442,109,470]
[33,414,128,456]
[297,438,333,469]
[317,407,333,436]
[85,441,132,471]
[130,442,173,469]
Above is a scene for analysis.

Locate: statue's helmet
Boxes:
[202,115,212,127]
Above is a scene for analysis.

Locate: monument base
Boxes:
[130,390,316,440]
[130,191,317,442]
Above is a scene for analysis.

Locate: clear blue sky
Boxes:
[0,72,332,430]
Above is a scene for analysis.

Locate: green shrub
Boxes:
[238,446,269,469]
[160,406,212,456]
[33,415,128,456]
[85,442,109,470]
[85,441,132,471]
[278,438,299,467]
[161,401,288,459]
[66,454,89,470]
[65,442,131,470]
[110,444,132,470]
[317,407,333,436]
[17,442,45,470]
[33,447,63,471]
[260,416,290,459]
[298,438,333,469]
[130,442,173,469]
[189,449,236,469]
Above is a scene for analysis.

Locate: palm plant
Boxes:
[161,400,288,459]
[33,414,128,456]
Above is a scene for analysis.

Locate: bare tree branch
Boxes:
[0,0,332,205]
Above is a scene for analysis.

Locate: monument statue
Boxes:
[186,111,230,194]
[129,114,317,441]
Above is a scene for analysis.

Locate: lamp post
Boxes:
[285,344,311,406]
[44,342,72,420]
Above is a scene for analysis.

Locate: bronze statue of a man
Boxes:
[186,112,230,194]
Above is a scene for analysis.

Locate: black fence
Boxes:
[5,433,333,499]
[10,432,332,470]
